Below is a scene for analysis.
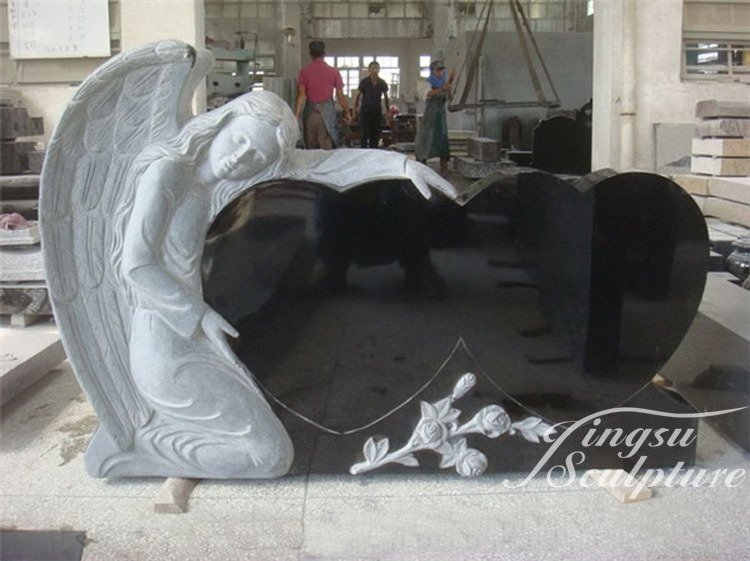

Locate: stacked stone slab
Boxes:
[673,100,750,228]
[0,88,44,175]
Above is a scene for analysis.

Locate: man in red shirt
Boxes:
[295,40,351,149]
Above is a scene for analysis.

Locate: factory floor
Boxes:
[1,357,748,560]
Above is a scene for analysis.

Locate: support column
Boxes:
[274,0,303,79]
[591,0,633,171]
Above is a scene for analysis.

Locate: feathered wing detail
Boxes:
[40,41,214,450]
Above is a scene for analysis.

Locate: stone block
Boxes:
[28,150,45,174]
[704,197,750,227]
[672,173,709,196]
[696,99,750,119]
[695,119,750,138]
[467,136,501,162]
[0,222,40,246]
[0,324,66,405]
[0,106,30,140]
[691,156,750,176]
[692,137,750,158]
[0,246,45,282]
[691,194,706,212]
[709,177,750,205]
[0,173,41,199]
[0,141,24,174]
[453,155,514,179]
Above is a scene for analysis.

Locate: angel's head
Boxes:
[174,90,298,183]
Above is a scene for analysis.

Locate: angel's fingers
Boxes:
[411,175,433,200]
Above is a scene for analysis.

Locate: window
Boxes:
[682,1,750,81]
[325,55,401,98]
[419,55,432,79]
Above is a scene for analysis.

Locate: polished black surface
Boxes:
[203,170,708,473]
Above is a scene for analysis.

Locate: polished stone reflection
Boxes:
[202,170,708,473]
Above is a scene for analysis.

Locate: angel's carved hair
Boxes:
[136,90,297,176]
[111,91,298,300]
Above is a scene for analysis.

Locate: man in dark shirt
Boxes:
[353,61,391,149]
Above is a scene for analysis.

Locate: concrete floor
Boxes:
[1,355,749,560]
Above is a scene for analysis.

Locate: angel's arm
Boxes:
[285,149,458,201]
[121,161,207,338]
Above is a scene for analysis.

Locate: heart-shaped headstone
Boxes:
[203,169,709,443]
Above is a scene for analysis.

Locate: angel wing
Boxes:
[40,40,213,449]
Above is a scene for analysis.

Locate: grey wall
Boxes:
[463,31,593,148]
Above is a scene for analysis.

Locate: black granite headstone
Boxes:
[202,169,709,475]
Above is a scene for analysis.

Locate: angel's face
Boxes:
[200,116,280,181]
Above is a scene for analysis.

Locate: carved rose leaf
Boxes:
[363,437,378,463]
[375,437,390,462]
[439,438,467,468]
[434,397,452,417]
[512,417,554,443]
[420,400,439,421]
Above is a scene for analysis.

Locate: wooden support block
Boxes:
[154,477,200,514]
[692,138,750,158]
[586,469,653,503]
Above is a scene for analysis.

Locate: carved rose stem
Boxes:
[350,372,555,477]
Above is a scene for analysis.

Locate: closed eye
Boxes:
[232,132,248,146]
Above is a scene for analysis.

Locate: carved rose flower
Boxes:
[473,405,511,438]
[413,419,449,447]
[455,448,488,477]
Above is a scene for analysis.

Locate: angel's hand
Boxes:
[405,159,459,200]
[200,308,240,366]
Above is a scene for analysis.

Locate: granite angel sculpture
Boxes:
[40,40,458,479]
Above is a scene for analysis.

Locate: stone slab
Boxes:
[709,176,750,205]
[0,322,66,404]
[692,137,750,158]
[691,194,706,212]
[0,246,45,281]
[28,150,45,174]
[691,155,750,176]
[696,99,750,119]
[453,155,514,179]
[704,197,750,228]
[695,118,750,138]
[0,222,40,246]
[467,136,501,162]
[672,173,710,196]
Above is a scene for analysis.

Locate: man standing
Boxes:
[295,40,351,149]
[353,61,391,149]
